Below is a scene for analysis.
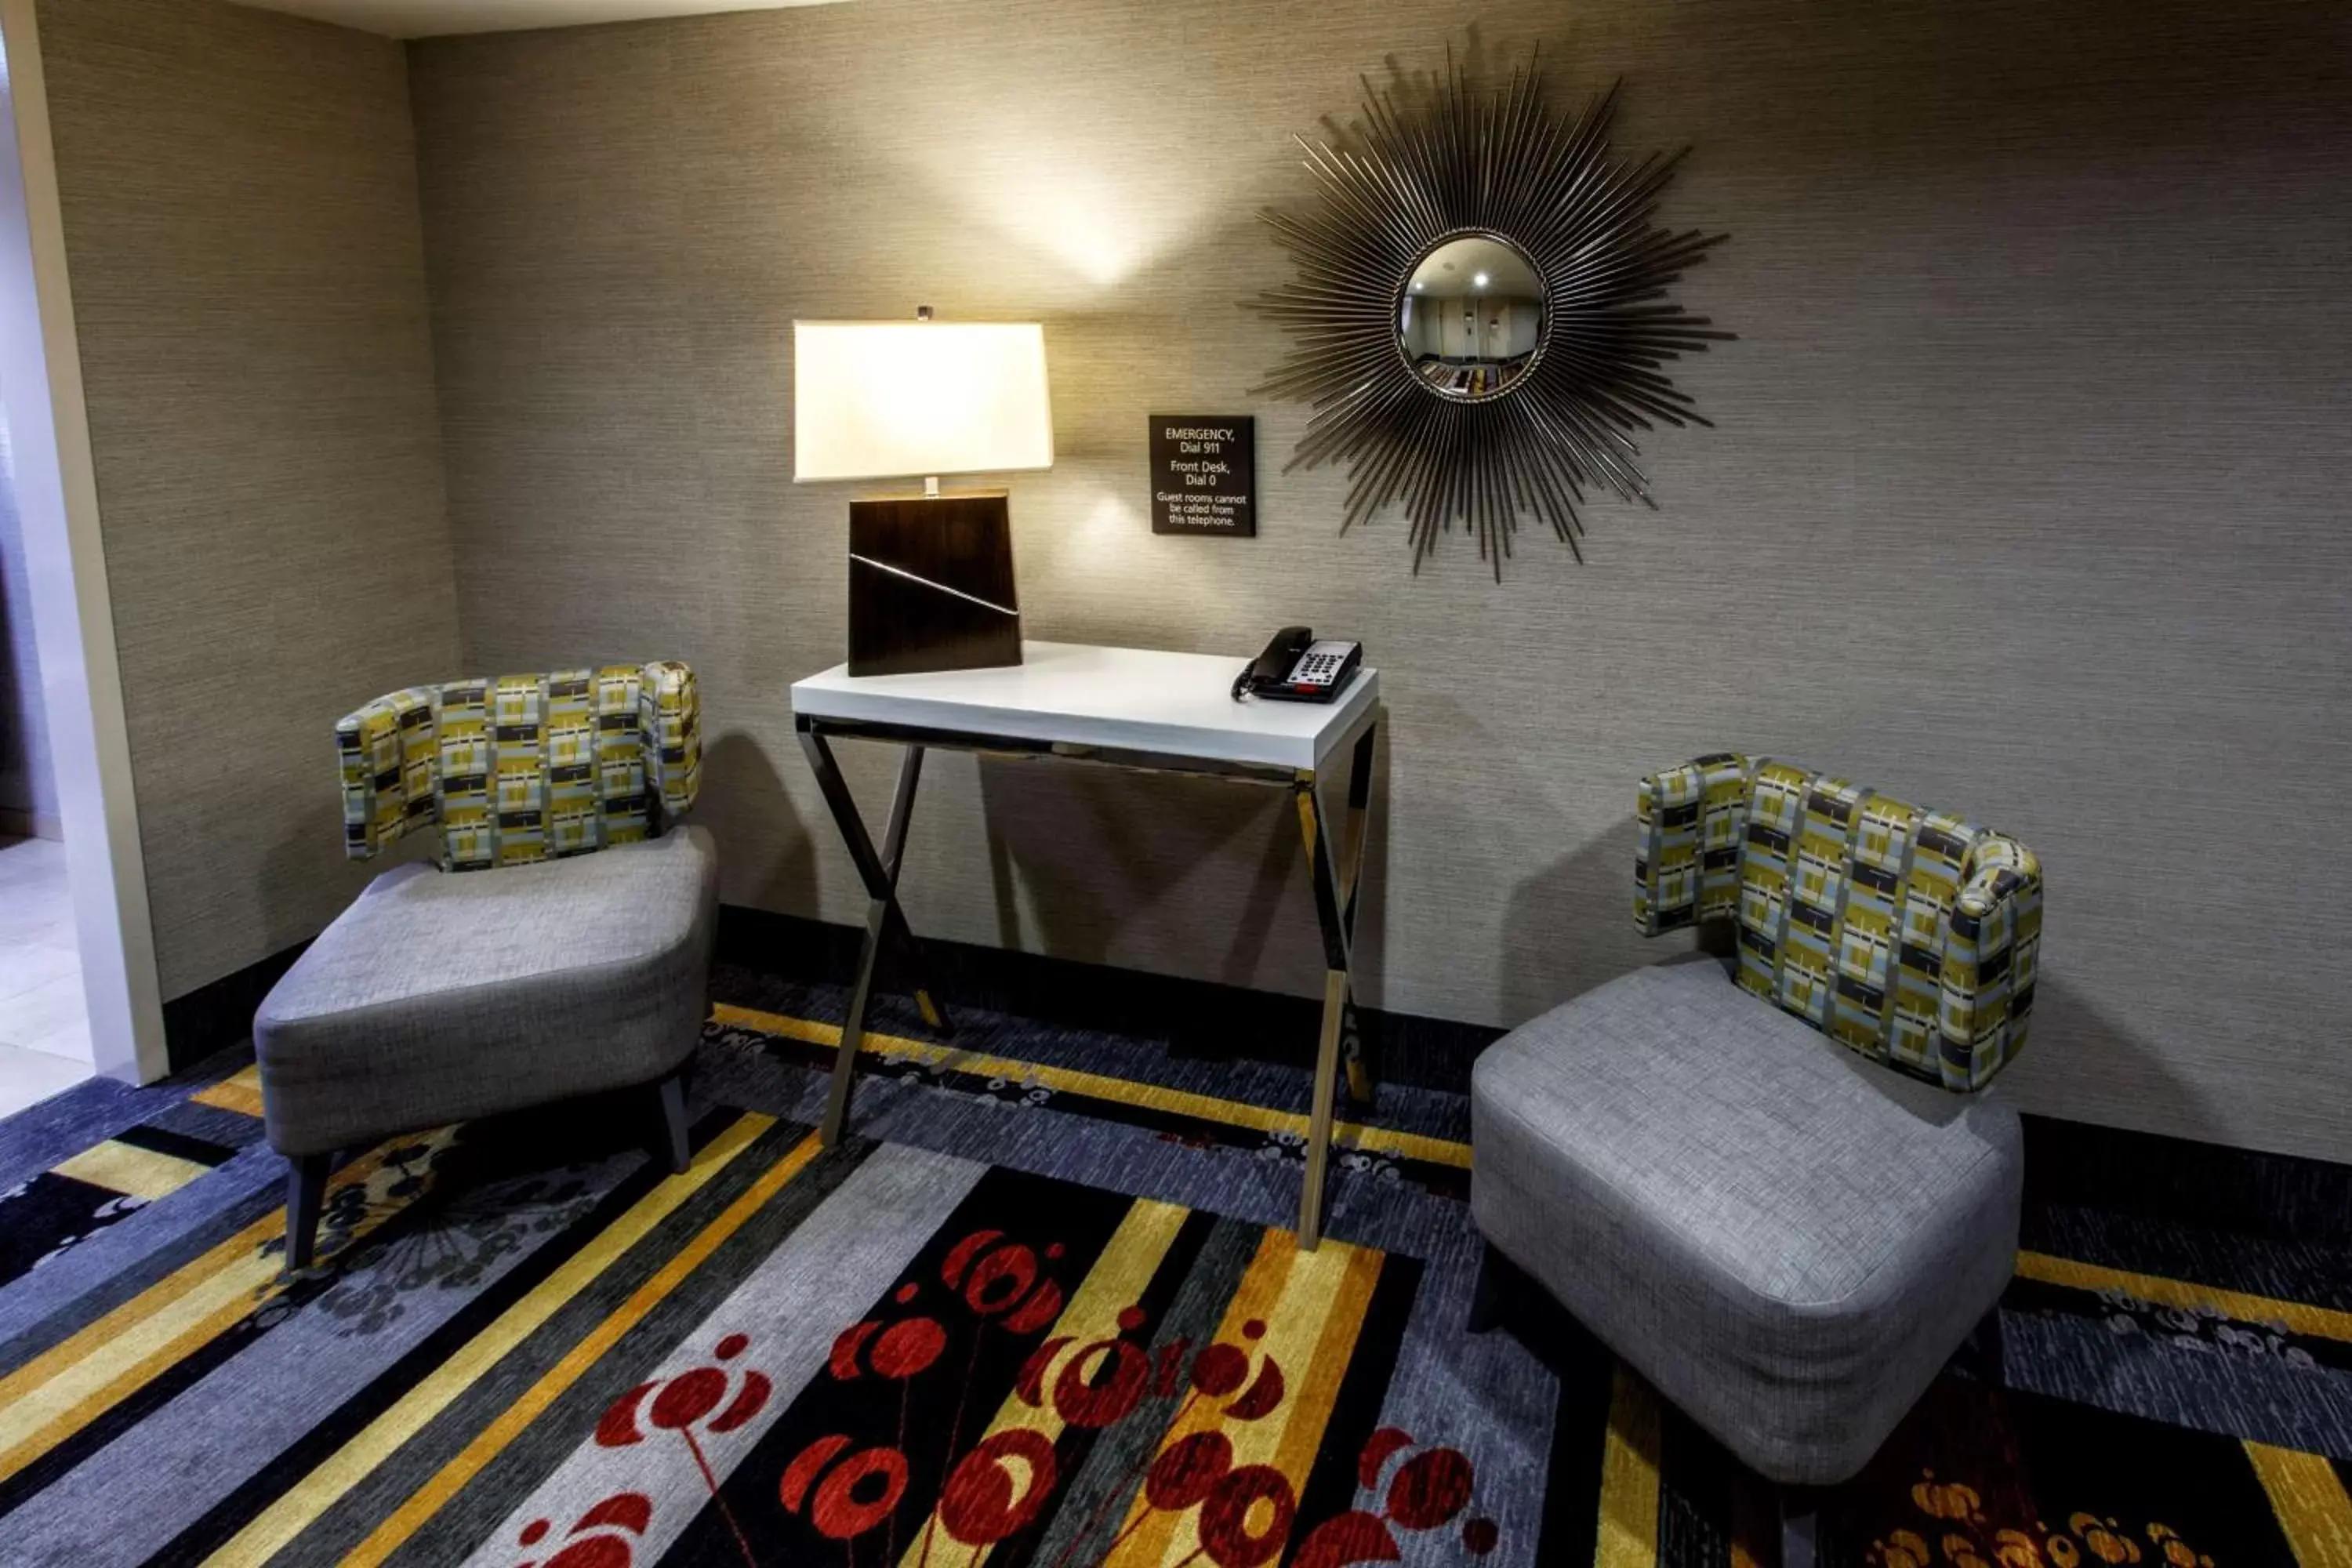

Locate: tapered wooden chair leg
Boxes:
[285,1152,330,1271]
[655,1073,691,1174]
[1780,1486,1820,1568]
[1965,1308,2006,1388]
[1468,1240,1522,1334]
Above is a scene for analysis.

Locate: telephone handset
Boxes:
[1231,626,1364,703]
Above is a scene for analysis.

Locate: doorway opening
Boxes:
[0,840,85,1113]
[0,0,166,1112]
[0,420,88,1112]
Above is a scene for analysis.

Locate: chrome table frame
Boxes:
[794,702,1381,1248]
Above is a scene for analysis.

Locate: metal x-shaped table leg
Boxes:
[1294,718,1379,1249]
[798,728,953,1145]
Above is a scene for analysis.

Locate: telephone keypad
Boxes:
[1293,641,1353,687]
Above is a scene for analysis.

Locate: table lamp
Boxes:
[793,312,1053,677]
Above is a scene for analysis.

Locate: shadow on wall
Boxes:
[702,731,815,918]
[1500,814,1674,1025]
[977,760,1297,972]
[2015,975,2217,1145]
[975,757,1343,999]
[258,787,434,957]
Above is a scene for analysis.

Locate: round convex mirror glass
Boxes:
[1396,235,1546,401]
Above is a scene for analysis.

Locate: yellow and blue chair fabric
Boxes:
[335,662,701,871]
[1634,753,2042,1092]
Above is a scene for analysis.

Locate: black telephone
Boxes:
[1232,626,1364,703]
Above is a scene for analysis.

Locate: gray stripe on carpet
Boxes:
[0,1145,657,1566]
[0,1143,283,1367]
[1362,1214,1556,1568]
[448,1140,988,1566]
[0,1077,154,1191]
[2002,1307,2352,1457]
[282,1119,850,1568]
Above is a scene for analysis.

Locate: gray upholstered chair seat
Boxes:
[256,826,719,1158]
[1471,956,2022,1485]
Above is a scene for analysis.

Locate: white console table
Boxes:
[790,640,1381,1248]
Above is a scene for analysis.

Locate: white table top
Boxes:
[791,641,1379,771]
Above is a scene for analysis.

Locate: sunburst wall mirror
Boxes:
[1253,45,1731,577]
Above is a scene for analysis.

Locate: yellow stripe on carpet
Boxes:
[899,1196,1192,1568]
[1596,1366,1663,1568]
[713,1003,1472,1171]
[2245,1441,2352,1566]
[1260,1235,1385,1523]
[339,1124,824,1568]
[53,1138,216,1201]
[2016,1252,2352,1345]
[0,1140,419,1486]
[1103,1225,1384,1566]
[191,1065,265,1117]
[205,1112,781,1568]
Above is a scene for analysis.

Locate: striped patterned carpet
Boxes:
[0,975,2347,1566]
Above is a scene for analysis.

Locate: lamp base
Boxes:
[847,492,1023,677]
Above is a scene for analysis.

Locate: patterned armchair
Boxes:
[257,661,717,1271]
[1473,753,2043,1500]
[1635,753,2042,1093]
[336,662,702,870]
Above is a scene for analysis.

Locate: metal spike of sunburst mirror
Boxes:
[1250,44,1732,578]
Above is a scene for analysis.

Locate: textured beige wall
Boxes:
[40,0,459,997]
[404,0,2352,1160]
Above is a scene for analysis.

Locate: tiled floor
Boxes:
[0,834,92,1116]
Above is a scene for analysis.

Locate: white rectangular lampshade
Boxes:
[793,321,1054,483]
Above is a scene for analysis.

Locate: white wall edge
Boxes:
[0,0,167,1084]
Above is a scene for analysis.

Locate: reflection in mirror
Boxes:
[1396,235,1546,400]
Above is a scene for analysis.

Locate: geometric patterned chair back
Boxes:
[1635,752,2042,1092]
[336,661,701,873]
